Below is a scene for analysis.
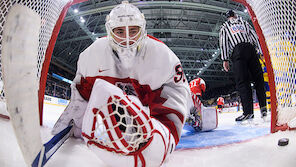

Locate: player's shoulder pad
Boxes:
[145,36,179,64]
[143,37,182,81]
[79,37,108,58]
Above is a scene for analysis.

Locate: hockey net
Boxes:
[234,0,296,132]
[0,0,86,123]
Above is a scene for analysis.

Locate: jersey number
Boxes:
[174,64,185,83]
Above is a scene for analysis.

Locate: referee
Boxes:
[219,10,267,122]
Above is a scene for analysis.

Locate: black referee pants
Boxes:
[231,42,266,115]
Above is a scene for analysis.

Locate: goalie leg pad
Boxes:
[200,106,218,131]
[82,79,153,154]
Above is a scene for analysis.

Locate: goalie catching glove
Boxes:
[81,79,153,154]
[52,79,176,167]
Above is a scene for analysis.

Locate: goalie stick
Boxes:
[2,5,76,166]
[2,4,42,166]
[32,122,74,167]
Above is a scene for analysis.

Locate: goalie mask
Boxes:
[105,1,147,69]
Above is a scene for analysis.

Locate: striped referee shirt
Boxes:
[219,16,262,61]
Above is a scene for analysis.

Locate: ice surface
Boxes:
[1,104,296,167]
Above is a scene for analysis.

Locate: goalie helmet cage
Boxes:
[0,0,87,125]
[234,0,296,133]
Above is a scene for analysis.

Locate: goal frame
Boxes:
[0,1,88,123]
[37,0,88,125]
[2,0,289,133]
[233,0,289,133]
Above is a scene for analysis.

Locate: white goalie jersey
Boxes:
[52,35,190,167]
[75,35,190,142]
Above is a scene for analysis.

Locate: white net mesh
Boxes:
[0,0,71,101]
[84,95,153,155]
[245,0,296,126]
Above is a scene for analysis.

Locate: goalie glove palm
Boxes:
[81,79,153,154]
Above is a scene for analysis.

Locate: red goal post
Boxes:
[0,0,87,125]
[234,0,296,133]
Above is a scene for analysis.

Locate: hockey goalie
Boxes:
[188,77,218,131]
[51,1,190,167]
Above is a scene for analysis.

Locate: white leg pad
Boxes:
[201,106,218,131]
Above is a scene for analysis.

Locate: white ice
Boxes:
[1,103,296,167]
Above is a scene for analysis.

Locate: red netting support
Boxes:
[234,0,296,133]
[0,0,87,125]
[38,0,88,125]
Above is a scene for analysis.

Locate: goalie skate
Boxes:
[187,113,202,131]
[2,4,42,166]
